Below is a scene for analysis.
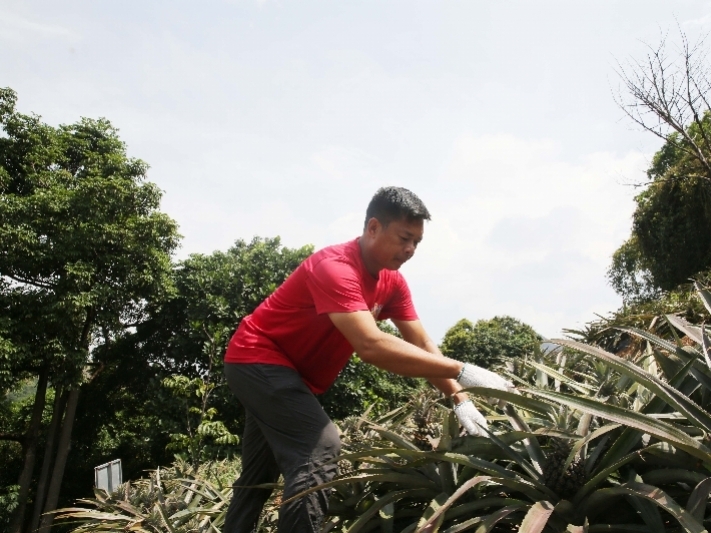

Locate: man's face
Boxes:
[366,217,424,271]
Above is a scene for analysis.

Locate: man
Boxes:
[223,186,514,532]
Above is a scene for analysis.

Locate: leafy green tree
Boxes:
[440,316,541,369]
[610,32,711,301]
[50,237,313,510]
[608,122,711,301]
[130,238,313,464]
[0,87,180,533]
[32,237,314,517]
[607,237,660,304]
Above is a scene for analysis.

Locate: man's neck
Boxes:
[358,237,380,278]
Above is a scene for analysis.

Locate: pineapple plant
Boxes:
[54,282,711,532]
[316,283,711,531]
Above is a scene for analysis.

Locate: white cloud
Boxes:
[682,13,711,26]
[0,10,78,42]
[403,134,648,340]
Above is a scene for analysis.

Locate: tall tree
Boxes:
[609,30,711,301]
[2,237,315,518]
[0,87,180,533]
[440,316,540,369]
[148,238,313,464]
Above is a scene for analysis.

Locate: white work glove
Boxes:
[456,363,516,406]
[453,400,488,436]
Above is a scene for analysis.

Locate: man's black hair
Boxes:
[364,186,431,229]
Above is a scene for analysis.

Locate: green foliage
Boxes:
[567,276,711,355]
[144,237,313,377]
[321,355,424,421]
[48,282,711,532]
[0,484,19,532]
[609,115,711,301]
[633,172,711,291]
[57,237,313,506]
[314,284,711,531]
[0,379,56,529]
[440,316,541,369]
[0,86,180,527]
[162,373,239,466]
[607,237,660,304]
[0,84,180,384]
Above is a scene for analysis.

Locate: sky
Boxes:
[3,1,711,342]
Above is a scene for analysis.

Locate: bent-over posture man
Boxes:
[223,187,514,533]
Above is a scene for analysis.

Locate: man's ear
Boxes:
[364,217,381,237]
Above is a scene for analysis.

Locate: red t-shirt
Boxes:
[224,238,419,394]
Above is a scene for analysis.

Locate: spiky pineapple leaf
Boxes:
[505,405,546,475]
[620,326,701,356]
[455,387,556,418]
[524,388,711,464]
[665,314,704,345]
[642,469,707,486]
[701,324,711,372]
[281,471,439,506]
[685,477,711,522]
[584,482,705,533]
[344,489,433,533]
[518,501,555,533]
[552,338,711,433]
[379,501,395,533]
[416,477,491,532]
[474,505,525,533]
[564,423,621,471]
[526,361,596,394]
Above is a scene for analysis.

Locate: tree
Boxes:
[0,87,180,533]
[609,30,711,301]
[440,316,541,369]
[615,29,711,182]
[136,237,314,464]
[39,237,315,516]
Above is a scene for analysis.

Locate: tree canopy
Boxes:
[440,316,541,369]
[0,86,180,533]
[608,118,711,302]
[610,32,711,302]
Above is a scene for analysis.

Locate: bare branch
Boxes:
[614,27,711,182]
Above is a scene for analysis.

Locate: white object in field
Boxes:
[95,459,122,493]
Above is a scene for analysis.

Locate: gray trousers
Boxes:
[223,363,341,533]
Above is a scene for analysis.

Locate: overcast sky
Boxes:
[4,1,711,341]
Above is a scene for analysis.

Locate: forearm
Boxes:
[358,333,462,379]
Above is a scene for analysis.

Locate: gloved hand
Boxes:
[457,363,515,391]
[453,400,488,436]
[456,363,516,407]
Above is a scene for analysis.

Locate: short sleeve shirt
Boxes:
[224,238,418,394]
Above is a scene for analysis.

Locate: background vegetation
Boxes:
[5,27,711,533]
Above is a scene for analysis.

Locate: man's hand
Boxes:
[453,400,487,436]
[457,363,515,391]
[456,363,516,407]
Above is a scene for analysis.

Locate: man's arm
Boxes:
[330,312,510,437]
[392,319,468,405]
[328,311,463,380]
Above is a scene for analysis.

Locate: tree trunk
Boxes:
[9,368,49,533]
[37,387,79,533]
[28,388,67,533]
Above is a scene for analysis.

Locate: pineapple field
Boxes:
[54,282,711,532]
